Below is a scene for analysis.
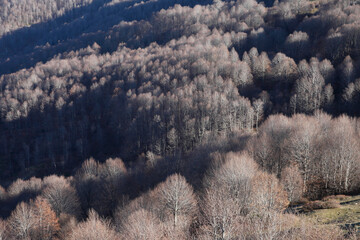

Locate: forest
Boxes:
[1,0,360,239]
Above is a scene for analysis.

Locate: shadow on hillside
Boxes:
[0,127,250,219]
[0,62,250,216]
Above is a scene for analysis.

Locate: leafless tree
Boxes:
[69,209,119,240]
[0,185,6,201]
[42,175,81,218]
[7,202,35,240]
[323,116,360,192]
[253,98,264,129]
[57,213,78,240]
[252,51,271,84]
[0,219,7,240]
[7,177,43,198]
[199,186,245,240]
[153,174,197,236]
[285,31,310,58]
[281,164,303,203]
[291,61,325,113]
[340,56,355,88]
[270,53,298,85]
[75,158,101,214]
[120,209,164,240]
[97,158,127,216]
[284,115,319,192]
[199,152,256,239]
[251,114,292,176]
[251,171,289,213]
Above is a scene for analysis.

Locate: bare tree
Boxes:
[199,152,258,239]
[77,157,99,177]
[284,115,319,192]
[199,186,245,240]
[249,210,292,240]
[324,116,360,192]
[97,158,127,216]
[340,56,355,88]
[75,158,101,214]
[7,177,42,198]
[0,185,6,201]
[285,31,310,58]
[319,59,335,84]
[69,209,119,240]
[114,195,150,232]
[251,114,292,176]
[42,175,81,218]
[120,209,164,240]
[281,164,303,203]
[252,51,271,84]
[247,131,274,170]
[323,84,334,109]
[0,219,6,240]
[270,53,298,85]
[287,0,309,14]
[153,174,197,235]
[7,202,35,240]
[253,98,264,129]
[251,171,289,213]
[58,213,77,240]
[291,61,325,113]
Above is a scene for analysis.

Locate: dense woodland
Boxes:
[1,0,360,239]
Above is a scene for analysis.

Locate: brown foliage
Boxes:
[31,197,60,240]
[7,197,60,240]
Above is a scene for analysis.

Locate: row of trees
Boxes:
[2,112,359,202]
[2,0,360,76]
[248,113,360,198]
[0,152,350,239]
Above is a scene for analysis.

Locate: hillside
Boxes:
[1,0,360,239]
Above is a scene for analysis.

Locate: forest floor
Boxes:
[306,195,360,231]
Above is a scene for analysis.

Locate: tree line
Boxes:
[0,149,353,239]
